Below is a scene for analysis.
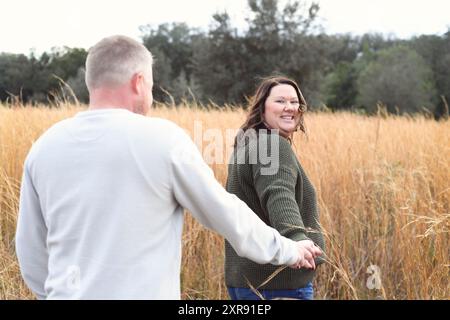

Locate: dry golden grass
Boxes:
[0,103,449,300]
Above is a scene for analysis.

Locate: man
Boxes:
[15,35,321,299]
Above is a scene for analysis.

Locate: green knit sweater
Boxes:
[224,132,325,290]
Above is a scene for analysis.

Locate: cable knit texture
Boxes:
[225,132,325,290]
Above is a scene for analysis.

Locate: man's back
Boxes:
[16,108,302,300]
[17,109,186,299]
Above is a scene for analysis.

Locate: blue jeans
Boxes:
[227,282,314,300]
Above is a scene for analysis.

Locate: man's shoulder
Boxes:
[33,117,72,143]
[24,117,73,166]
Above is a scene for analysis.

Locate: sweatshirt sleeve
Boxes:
[252,135,310,242]
[169,129,300,266]
[15,161,49,300]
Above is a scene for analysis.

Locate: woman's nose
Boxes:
[284,102,297,111]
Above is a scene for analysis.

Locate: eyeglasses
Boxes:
[274,99,299,106]
[273,99,307,112]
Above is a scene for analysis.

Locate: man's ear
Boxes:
[131,73,144,94]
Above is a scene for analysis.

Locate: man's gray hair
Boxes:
[85,35,153,90]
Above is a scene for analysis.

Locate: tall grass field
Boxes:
[0,104,448,299]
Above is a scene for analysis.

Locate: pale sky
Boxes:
[1,0,449,54]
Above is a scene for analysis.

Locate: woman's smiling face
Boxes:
[263,84,301,138]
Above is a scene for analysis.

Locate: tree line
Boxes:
[1,0,449,118]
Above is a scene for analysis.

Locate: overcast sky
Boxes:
[1,0,449,54]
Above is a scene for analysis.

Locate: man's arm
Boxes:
[169,130,301,267]
[15,162,49,300]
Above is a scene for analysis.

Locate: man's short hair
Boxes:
[85,35,153,90]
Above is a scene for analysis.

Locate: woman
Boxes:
[225,76,325,300]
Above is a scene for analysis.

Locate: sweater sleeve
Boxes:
[169,129,300,266]
[252,135,310,242]
[15,161,49,300]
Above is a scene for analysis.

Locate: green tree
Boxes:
[322,62,358,110]
[0,53,32,101]
[48,47,87,81]
[244,0,323,104]
[66,67,89,104]
[141,23,200,102]
[412,31,450,119]
[356,46,436,113]
[192,12,248,104]
[193,0,323,105]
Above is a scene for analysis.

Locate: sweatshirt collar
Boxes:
[75,108,133,117]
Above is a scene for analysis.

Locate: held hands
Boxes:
[290,240,322,270]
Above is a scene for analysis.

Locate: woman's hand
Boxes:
[290,240,322,270]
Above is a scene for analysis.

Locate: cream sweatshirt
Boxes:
[15,108,300,299]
